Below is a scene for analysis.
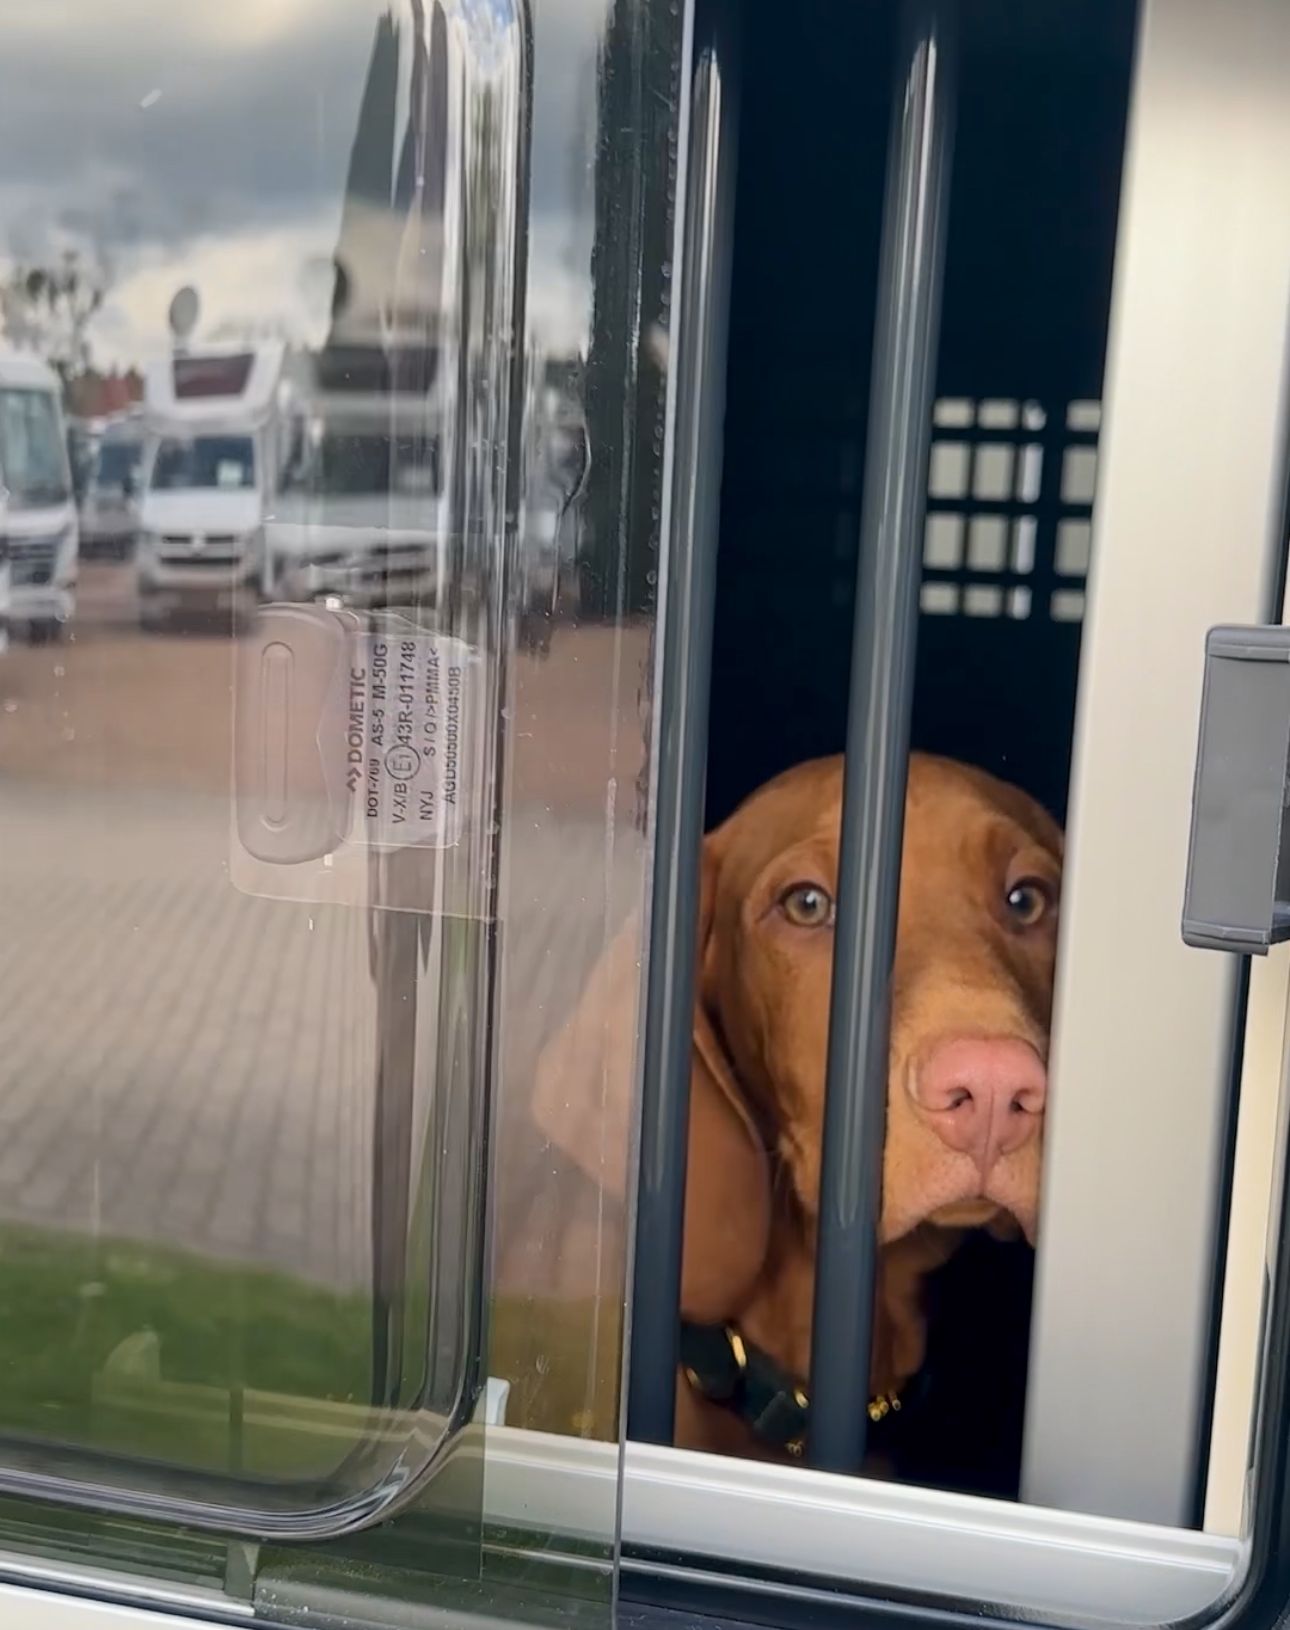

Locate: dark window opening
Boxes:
[697,0,1138,1500]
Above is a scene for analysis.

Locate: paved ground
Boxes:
[0,564,649,1292]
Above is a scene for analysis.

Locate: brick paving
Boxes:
[0,567,649,1293]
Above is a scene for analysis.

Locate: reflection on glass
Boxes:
[0,0,528,1541]
[0,0,662,1609]
[151,433,256,491]
[92,436,142,492]
[0,387,70,504]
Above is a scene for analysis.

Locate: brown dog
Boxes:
[533,751,1062,1462]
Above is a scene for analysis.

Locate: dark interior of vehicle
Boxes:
[704,0,1138,1498]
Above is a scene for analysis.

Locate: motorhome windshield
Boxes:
[280,425,438,499]
[0,387,71,507]
[151,433,255,492]
[282,427,390,497]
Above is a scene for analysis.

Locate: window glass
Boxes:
[93,438,141,490]
[0,0,656,1611]
[0,388,70,504]
[150,433,255,492]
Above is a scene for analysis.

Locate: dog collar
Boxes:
[679,1320,912,1459]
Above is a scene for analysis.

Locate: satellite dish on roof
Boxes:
[168,285,200,344]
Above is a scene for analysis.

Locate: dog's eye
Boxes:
[1005,878,1051,927]
[779,883,835,928]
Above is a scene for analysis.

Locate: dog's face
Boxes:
[699,753,1062,1246]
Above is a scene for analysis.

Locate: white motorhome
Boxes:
[265,343,444,609]
[0,348,78,643]
[136,341,288,627]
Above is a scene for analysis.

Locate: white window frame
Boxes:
[0,1577,235,1630]
[1206,932,1290,1535]
[482,1433,1243,1626]
[1022,0,1290,1528]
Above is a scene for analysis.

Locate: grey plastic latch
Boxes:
[1182,625,1290,955]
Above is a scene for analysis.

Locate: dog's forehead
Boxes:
[719,758,846,869]
[727,754,1000,843]
[714,752,1057,887]
[910,755,1059,847]
[906,756,998,828]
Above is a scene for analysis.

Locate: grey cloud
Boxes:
[0,0,602,262]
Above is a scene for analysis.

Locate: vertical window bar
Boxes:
[628,0,739,1445]
[808,0,956,1473]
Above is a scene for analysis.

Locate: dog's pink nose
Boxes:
[915,1037,1046,1170]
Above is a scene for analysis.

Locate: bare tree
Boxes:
[0,247,110,383]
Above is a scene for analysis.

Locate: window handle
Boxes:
[1182,624,1290,955]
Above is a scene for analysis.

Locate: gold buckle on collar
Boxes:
[683,1324,747,1397]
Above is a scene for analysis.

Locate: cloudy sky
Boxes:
[0,0,601,368]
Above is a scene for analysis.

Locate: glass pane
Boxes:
[0,0,527,1542]
[0,0,663,1607]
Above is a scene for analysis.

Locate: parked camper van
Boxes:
[265,343,444,609]
[80,410,144,559]
[0,348,78,643]
[136,342,288,627]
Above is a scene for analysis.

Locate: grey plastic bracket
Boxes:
[1182,624,1290,955]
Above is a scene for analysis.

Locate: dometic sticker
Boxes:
[326,626,477,851]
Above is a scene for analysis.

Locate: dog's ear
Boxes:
[681,840,772,1320]
[531,835,772,1319]
[530,904,643,1208]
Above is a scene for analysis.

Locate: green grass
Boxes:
[0,1220,624,1493]
[0,1224,372,1481]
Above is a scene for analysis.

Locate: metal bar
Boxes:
[808,0,956,1473]
[628,0,739,1445]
